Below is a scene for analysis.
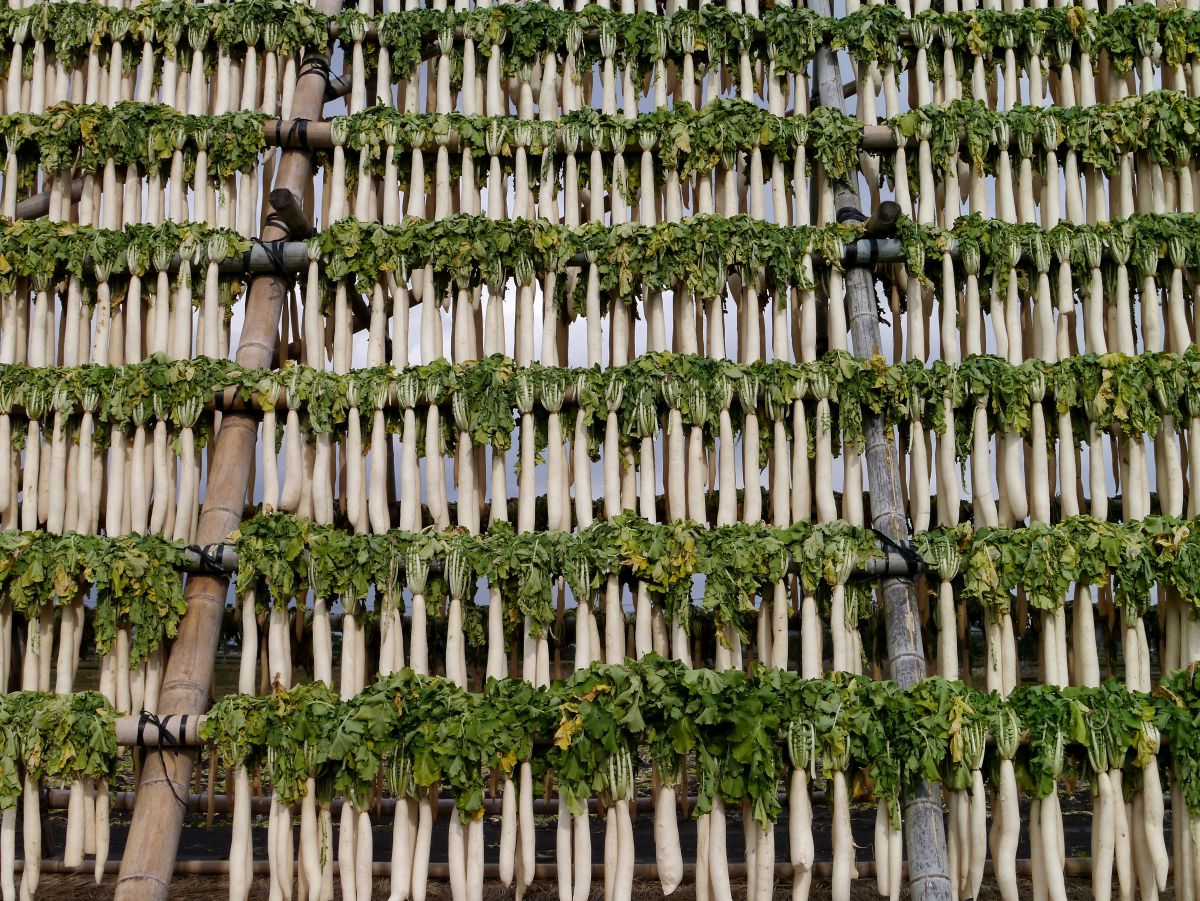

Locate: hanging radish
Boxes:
[827,726,853,901]
[787,718,816,901]
[991,707,1020,901]
[388,751,417,901]
[396,370,422,535]
[406,545,430,680]
[170,398,201,543]
[964,718,988,901]
[808,365,838,525]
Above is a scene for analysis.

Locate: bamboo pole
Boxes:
[111,4,345,897]
[809,12,953,901]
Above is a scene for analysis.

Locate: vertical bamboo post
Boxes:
[112,13,344,900]
[809,18,954,901]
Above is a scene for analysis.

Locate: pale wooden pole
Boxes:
[112,10,344,899]
[808,12,953,901]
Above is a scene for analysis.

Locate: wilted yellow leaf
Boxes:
[554,715,582,750]
[499,750,517,773]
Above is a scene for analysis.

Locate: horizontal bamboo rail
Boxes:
[170,544,923,580]
[46,788,1167,818]
[25,857,1100,881]
[7,121,934,220]
[326,19,925,58]
[60,235,919,277]
[44,790,716,817]
[263,117,903,152]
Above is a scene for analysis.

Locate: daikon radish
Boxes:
[466,816,484,901]
[605,748,636,901]
[708,796,731,901]
[338,801,357,901]
[20,775,39,898]
[279,382,303,513]
[1142,726,1170,891]
[1,807,13,901]
[874,800,890,898]
[831,768,854,901]
[966,723,988,901]
[519,762,535,890]
[300,785,319,901]
[653,778,682,894]
[500,775,517,888]
[992,710,1021,901]
[411,790,434,901]
[388,753,415,901]
[171,398,201,542]
[355,807,372,901]
[556,802,572,901]
[407,552,430,677]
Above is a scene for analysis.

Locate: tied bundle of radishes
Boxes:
[0,692,117,900]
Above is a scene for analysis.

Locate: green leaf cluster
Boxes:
[17,91,1200,209]
[12,348,1200,470]
[306,213,1200,319]
[204,659,1199,829]
[0,102,266,195]
[915,515,1200,619]
[233,511,881,642]
[330,99,861,187]
[0,530,186,666]
[12,2,1194,89]
[0,690,117,809]
[893,91,1200,180]
[6,211,1200,327]
[0,218,249,301]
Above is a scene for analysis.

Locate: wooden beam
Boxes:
[265,188,314,239]
[863,200,903,237]
[14,178,83,219]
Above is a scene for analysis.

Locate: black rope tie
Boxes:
[263,210,292,239]
[298,55,333,94]
[188,543,227,575]
[288,117,309,149]
[871,528,924,576]
[834,206,894,321]
[137,712,188,808]
[245,237,288,277]
[273,115,310,150]
[837,206,868,225]
[294,56,334,137]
